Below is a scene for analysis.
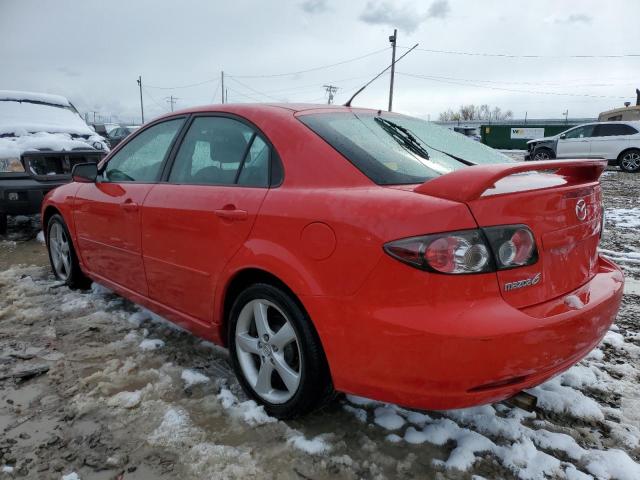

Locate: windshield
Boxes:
[298,110,512,185]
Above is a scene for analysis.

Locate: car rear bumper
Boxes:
[303,255,623,410]
[0,178,68,216]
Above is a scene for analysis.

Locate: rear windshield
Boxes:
[298,111,512,185]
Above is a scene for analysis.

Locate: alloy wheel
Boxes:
[534,151,551,160]
[49,222,72,281]
[235,299,302,404]
[621,151,640,172]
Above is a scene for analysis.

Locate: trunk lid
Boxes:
[414,160,606,308]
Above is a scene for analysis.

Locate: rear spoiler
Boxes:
[413,159,607,203]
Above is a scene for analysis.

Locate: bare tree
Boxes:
[439,104,513,122]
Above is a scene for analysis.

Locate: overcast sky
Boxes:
[1,0,638,123]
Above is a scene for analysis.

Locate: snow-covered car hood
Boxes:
[0,90,109,158]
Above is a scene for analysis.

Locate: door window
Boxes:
[594,124,638,137]
[103,118,184,182]
[564,125,595,139]
[169,116,270,187]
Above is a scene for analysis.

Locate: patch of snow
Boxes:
[585,449,640,480]
[139,339,165,351]
[216,388,276,426]
[61,473,81,480]
[128,310,151,328]
[531,377,605,421]
[181,369,210,388]
[36,230,45,244]
[373,405,405,430]
[564,294,584,309]
[107,390,143,409]
[287,433,332,455]
[1,465,14,473]
[606,208,640,229]
[90,282,112,295]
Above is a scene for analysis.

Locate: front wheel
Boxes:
[532,148,555,161]
[619,149,640,173]
[228,283,334,418]
[46,214,91,289]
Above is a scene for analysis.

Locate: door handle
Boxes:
[120,200,139,212]
[215,207,248,221]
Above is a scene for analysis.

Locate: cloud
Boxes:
[300,0,329,14]
[359,0,450,34]
[549,13,592,24]
[427,0,450,19]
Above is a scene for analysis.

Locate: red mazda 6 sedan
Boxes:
[42,104,624,418]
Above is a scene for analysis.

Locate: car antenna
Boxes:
[344,43,419,108]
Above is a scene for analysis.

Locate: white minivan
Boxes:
[525,121,640,173]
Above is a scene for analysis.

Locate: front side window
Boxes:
[564,125,595,139]
[298,111,511,185]
[594,123,638,137]
[103,118,184,182]
[169,116,270,187]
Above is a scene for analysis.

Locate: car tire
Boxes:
[532,148,555,161]
[619,149,640,173]
[46,214,91,289]
[228,283,334,419]
[0,213,6,235]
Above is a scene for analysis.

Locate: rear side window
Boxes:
[298,111,511,185]
[594,124,638,137]
[168,116,270,187]
[103,118,184,183]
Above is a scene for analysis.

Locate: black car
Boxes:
[0,90,108,233]
[107,126,140,148]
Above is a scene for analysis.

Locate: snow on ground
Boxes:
[607,208,640,229]
[0,169,639,479]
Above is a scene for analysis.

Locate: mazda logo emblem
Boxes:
[575,199,587,221]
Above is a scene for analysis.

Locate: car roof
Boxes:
[161,103,375,118]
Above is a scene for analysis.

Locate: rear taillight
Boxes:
[384,225,538,274]
[483,225,538,270]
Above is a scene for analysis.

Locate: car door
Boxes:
[589,123,635,160]
[74,118,185,295]
[556,124,595,158]
[141,115,274,324]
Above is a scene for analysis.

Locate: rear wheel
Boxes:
[0,213,6,235]
[619,149,640,173]
[228,283,334,418]
[532,148,555,161]
[46,214,91,289]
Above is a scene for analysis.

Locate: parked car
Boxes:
[42,104,623,418]
[525,121,640,172]
[107,125,140,148]
[0,90,108,233]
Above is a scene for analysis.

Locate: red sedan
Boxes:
[42,104,624,418]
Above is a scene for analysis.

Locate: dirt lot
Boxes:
[1,169,639,480]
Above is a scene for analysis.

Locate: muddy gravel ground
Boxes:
[0,169,639,480]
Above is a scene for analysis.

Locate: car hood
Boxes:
[0,132,109,159]
[526,135,558,145]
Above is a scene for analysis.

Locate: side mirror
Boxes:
[559,134,566,139]
[72,163,98,183]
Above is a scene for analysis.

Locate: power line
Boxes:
[227,76,286,102]
[228,47,390,78]
[141,87,170,112]
[398,72,629,100]
[399,46,640,59]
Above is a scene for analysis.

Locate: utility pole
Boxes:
[562,109,569,124]
[165,95,178,112]
[388,28,397,112]
[137,76,145,124]
[323,85,338,104]
[221,71,225,104]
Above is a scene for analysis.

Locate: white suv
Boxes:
[525,121,640,173]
